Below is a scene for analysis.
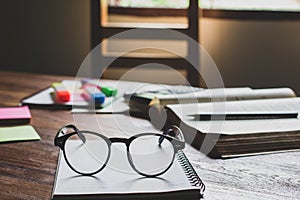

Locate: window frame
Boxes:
[108,5,300,20]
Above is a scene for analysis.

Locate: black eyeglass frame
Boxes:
[54,124,185,177]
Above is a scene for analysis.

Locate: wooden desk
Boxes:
[0,71,299,199]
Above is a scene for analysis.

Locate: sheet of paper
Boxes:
[22,79,164,111]
[70,79,189,113]
[21,86,90,107]
[0,125,40,143]
[167,97,300,135]
[71,97,129,114]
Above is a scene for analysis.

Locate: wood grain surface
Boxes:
[0,71,299,199]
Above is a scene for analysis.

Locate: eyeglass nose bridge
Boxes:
[109,137,132,146]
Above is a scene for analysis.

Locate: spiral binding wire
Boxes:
[177,150,205,196]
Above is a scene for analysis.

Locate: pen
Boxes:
[52,82,70,102]
[188,113,299,121]
[81,84,105,105]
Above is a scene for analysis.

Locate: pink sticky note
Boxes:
[0,106,31,125]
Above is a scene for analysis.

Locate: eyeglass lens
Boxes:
[64,132,109,174]
[129,134,175,176]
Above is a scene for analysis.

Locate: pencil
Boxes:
[188,113,299,121]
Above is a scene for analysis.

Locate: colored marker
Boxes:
[80,79,117,97]
[52,82,70,102]
[80,78,91,86]
[81,84,105,105]
[101,86,118,97]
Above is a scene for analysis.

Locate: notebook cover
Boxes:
[52,147,205,199]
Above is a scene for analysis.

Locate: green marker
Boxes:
[101,86,117,97]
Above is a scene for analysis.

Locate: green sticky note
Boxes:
[101,86,117,97]
[0,125,41,143]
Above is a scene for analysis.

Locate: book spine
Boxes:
[177,150,205,196]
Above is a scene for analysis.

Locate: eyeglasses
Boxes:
[54,124,185,177]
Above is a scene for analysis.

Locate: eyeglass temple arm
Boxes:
[56,124,86,143]
[158,125,184,146]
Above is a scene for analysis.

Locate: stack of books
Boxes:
[128,86,300,158]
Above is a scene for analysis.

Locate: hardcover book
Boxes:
[165,97,300,158]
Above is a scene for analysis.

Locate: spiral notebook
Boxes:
[52,147,205,200]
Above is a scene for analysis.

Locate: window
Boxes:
[109,0,300,12]
[108,0,189,8]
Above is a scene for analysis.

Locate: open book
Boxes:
[165,97,300,158]
[52,146,205,199]
[128,87,296,118]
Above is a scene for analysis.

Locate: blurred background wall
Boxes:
[0,1,300,93]
[0,0,91,75]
